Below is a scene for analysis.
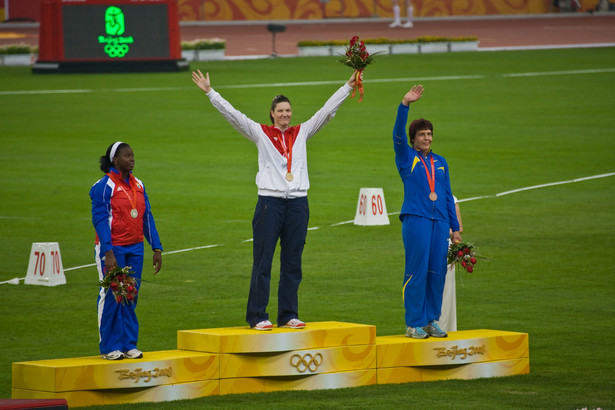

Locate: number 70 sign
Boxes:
[25,242,67,287]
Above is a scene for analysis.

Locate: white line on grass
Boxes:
[59,244,223,272]
[3,170,609,285]
[367,75,487,83]
[223,75,488,89]
[2,68,614,96]
[501,68,615,78]
[495,172,615,197]
[163,244,221,254]
[0,89,93,95]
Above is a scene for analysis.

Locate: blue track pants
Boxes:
[96,242,143,354]
[246,195,309,327]
[401,215,449,328]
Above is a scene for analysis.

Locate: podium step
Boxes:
[220,344,376,378]
[12,380,219,407]
[376,329,529,367]
[220,369,378,395]
[177,321,376,353]
[376,329,529,384]
[11,350,219,407]
[378,358,529,384]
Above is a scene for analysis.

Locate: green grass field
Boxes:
[1,47,614,408]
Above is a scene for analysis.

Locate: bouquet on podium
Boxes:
[99,265,138,305]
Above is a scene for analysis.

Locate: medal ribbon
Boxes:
[107,172,138,212]
[281,131,294,177]
[418,154,435,198]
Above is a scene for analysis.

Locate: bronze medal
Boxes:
[419,154,438,203]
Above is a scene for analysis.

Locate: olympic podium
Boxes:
[177,321,378,395]
[12,323,529,407]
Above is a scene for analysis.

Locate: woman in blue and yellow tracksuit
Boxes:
[90,142,163,360]
[392,85,462,339]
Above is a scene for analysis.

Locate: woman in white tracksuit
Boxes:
[192,69,358,331]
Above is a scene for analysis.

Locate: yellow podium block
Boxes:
[178,321,376,353]
[377,358,530,384]
[12,350,220,407]
[377,329,528,368]
[376,329,529,384]
[219,369,377,395]
[12,380,219,407]
[220,344,376,378]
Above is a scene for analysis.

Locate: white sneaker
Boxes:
[280,318,306,329]
[252,320,273,331]
[125,348,143,359]
[389,21,401,28]
[402,21,414,28]
[101,350,124,360]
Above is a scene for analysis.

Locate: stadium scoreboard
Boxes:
[35,0,186,73]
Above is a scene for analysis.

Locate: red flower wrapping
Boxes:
[338,35,379,102]
[447,241,481,274]
[99,266,139,305]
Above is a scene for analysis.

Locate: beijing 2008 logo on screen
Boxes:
[98,6,134,58]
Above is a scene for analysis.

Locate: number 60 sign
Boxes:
[353,188,390,226]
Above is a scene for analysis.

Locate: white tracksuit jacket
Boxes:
[206,83,352,199]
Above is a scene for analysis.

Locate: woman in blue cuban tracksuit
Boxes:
[392,85,462,339]
[90,141,163,360]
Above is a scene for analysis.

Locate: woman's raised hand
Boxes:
[347,69,362,88]
[192,69,212,93]
[402,84,424,106]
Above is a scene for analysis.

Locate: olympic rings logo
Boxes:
[104,43,129,58]
[289,353,323,373]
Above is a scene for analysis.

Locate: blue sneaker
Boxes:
[423,321,447,338]
[406,326,429,339]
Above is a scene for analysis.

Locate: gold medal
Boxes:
[286,172,294,182]
[130,208,138,218]
[429,192,437,201]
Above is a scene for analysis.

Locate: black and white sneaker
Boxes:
[124,348,143,359]
[101,350,124,360]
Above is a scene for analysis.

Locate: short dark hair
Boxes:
[269,94,291,124]
[99,142,129,173]
[408,118,433,146]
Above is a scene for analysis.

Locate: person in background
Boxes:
[90,142,163,360]
[439,197,463,332]
[389,0,414,28]
[191,69,358,331]
[392,84,462,339]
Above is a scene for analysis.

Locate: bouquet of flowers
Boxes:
[447,242,479,273]
[338,35,378,102]
[99,266,138,305]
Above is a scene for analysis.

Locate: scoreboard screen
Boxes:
[36,0,183,70]
[62,4,171,60]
